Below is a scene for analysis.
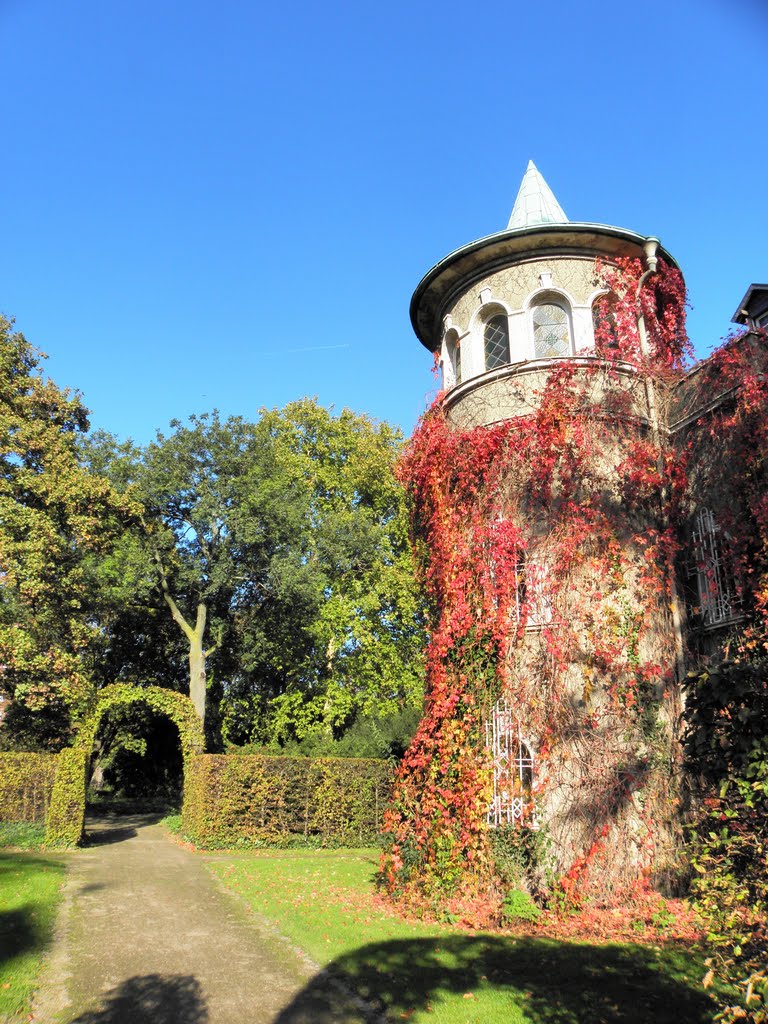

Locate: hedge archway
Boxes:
[45,685,204,846]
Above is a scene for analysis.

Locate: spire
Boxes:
[507,160,568,230]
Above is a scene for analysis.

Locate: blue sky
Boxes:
[1,0,766,445]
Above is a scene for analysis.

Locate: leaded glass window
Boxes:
[533,302,571,358]
[484,315,510,370]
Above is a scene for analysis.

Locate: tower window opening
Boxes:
[484,314,510,370]
[533,301,572,358]
[488,538,552,629]
[486,700,535,827]
[592,293,620,352]
[689,508,741,626]
[445,331,462,386]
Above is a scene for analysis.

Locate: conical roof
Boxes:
[507,160,568,229]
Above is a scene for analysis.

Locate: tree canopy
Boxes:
[81,399,425,746]
[0,318,134,747]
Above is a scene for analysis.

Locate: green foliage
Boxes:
[0,821,46,849]
[161,813,183,835]
[181,754,393,848]
[44,746,88,847]
[488,824,552,892]
[683,661,768,784]
[86,400,425,743]
[684,660,768,1021]
[0,753,58,823]
[0,317,136,740]
[77,684,204,759]
[237,707,422,761]
[501,888,541,924]
[43,685,202,847]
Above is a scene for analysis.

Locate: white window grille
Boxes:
[485,700,535,827]
[524,561,553,628]
[489,553,552,629]
[690,508,740,626]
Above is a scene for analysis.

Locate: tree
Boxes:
[87,400,425,744]
[231,399,424,744]
[0,318,134,747]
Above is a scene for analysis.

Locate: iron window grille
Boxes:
[486,700,535,827]
[489,549,552,629]
[689,507,741,626]
[449,337,462,384]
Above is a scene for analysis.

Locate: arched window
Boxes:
[486,700,535,827]
[532,300,572,358]
[445,329,461,386]
[592,292,620,352]
[484,314,510,370]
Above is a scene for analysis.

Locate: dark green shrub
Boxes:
[488,824,551,890]
[501,888,541,925]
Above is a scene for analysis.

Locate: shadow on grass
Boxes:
[273,935,717,1024]
[0,906,36,969]
[69,974,207,1024]
[0,852,65,969]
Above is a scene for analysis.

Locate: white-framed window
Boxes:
[484,314,510,370]
[486,700,535,827]
[689,507,741,626]
[532,298,573,358]
[488,523,552,629]
[522,559,553,628]
[445,328,461,386]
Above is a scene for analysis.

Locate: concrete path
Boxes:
[30,816,368,1024]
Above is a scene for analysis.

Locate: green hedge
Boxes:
[44,684,204,848]
[44,747,89,848]
[0,753,58,823]
[181,754,393,848]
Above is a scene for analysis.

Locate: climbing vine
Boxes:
[382,258,693,907]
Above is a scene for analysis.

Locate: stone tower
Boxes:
[389,163,691,898]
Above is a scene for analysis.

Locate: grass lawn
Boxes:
[206,848,722,1024]
[0,848,65,1020]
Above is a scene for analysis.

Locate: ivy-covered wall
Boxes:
[45,684,204,847]
[0,753,58,823]
[182,754,393,848]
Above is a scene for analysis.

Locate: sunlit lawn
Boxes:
[0,849,65,1021]
[206,848,721,1024]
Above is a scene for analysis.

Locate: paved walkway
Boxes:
[31,816,368,1024]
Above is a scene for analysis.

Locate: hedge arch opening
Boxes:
[45,685,204,847]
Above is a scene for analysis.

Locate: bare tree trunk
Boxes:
[188,603,208,723]
[152,549,209,731]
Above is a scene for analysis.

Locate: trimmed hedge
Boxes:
[45,747,89,847]
[44,684,204,848]
[181,754,393,848]
[0,753,58,823]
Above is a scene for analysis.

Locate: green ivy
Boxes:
[45,684,204,847]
